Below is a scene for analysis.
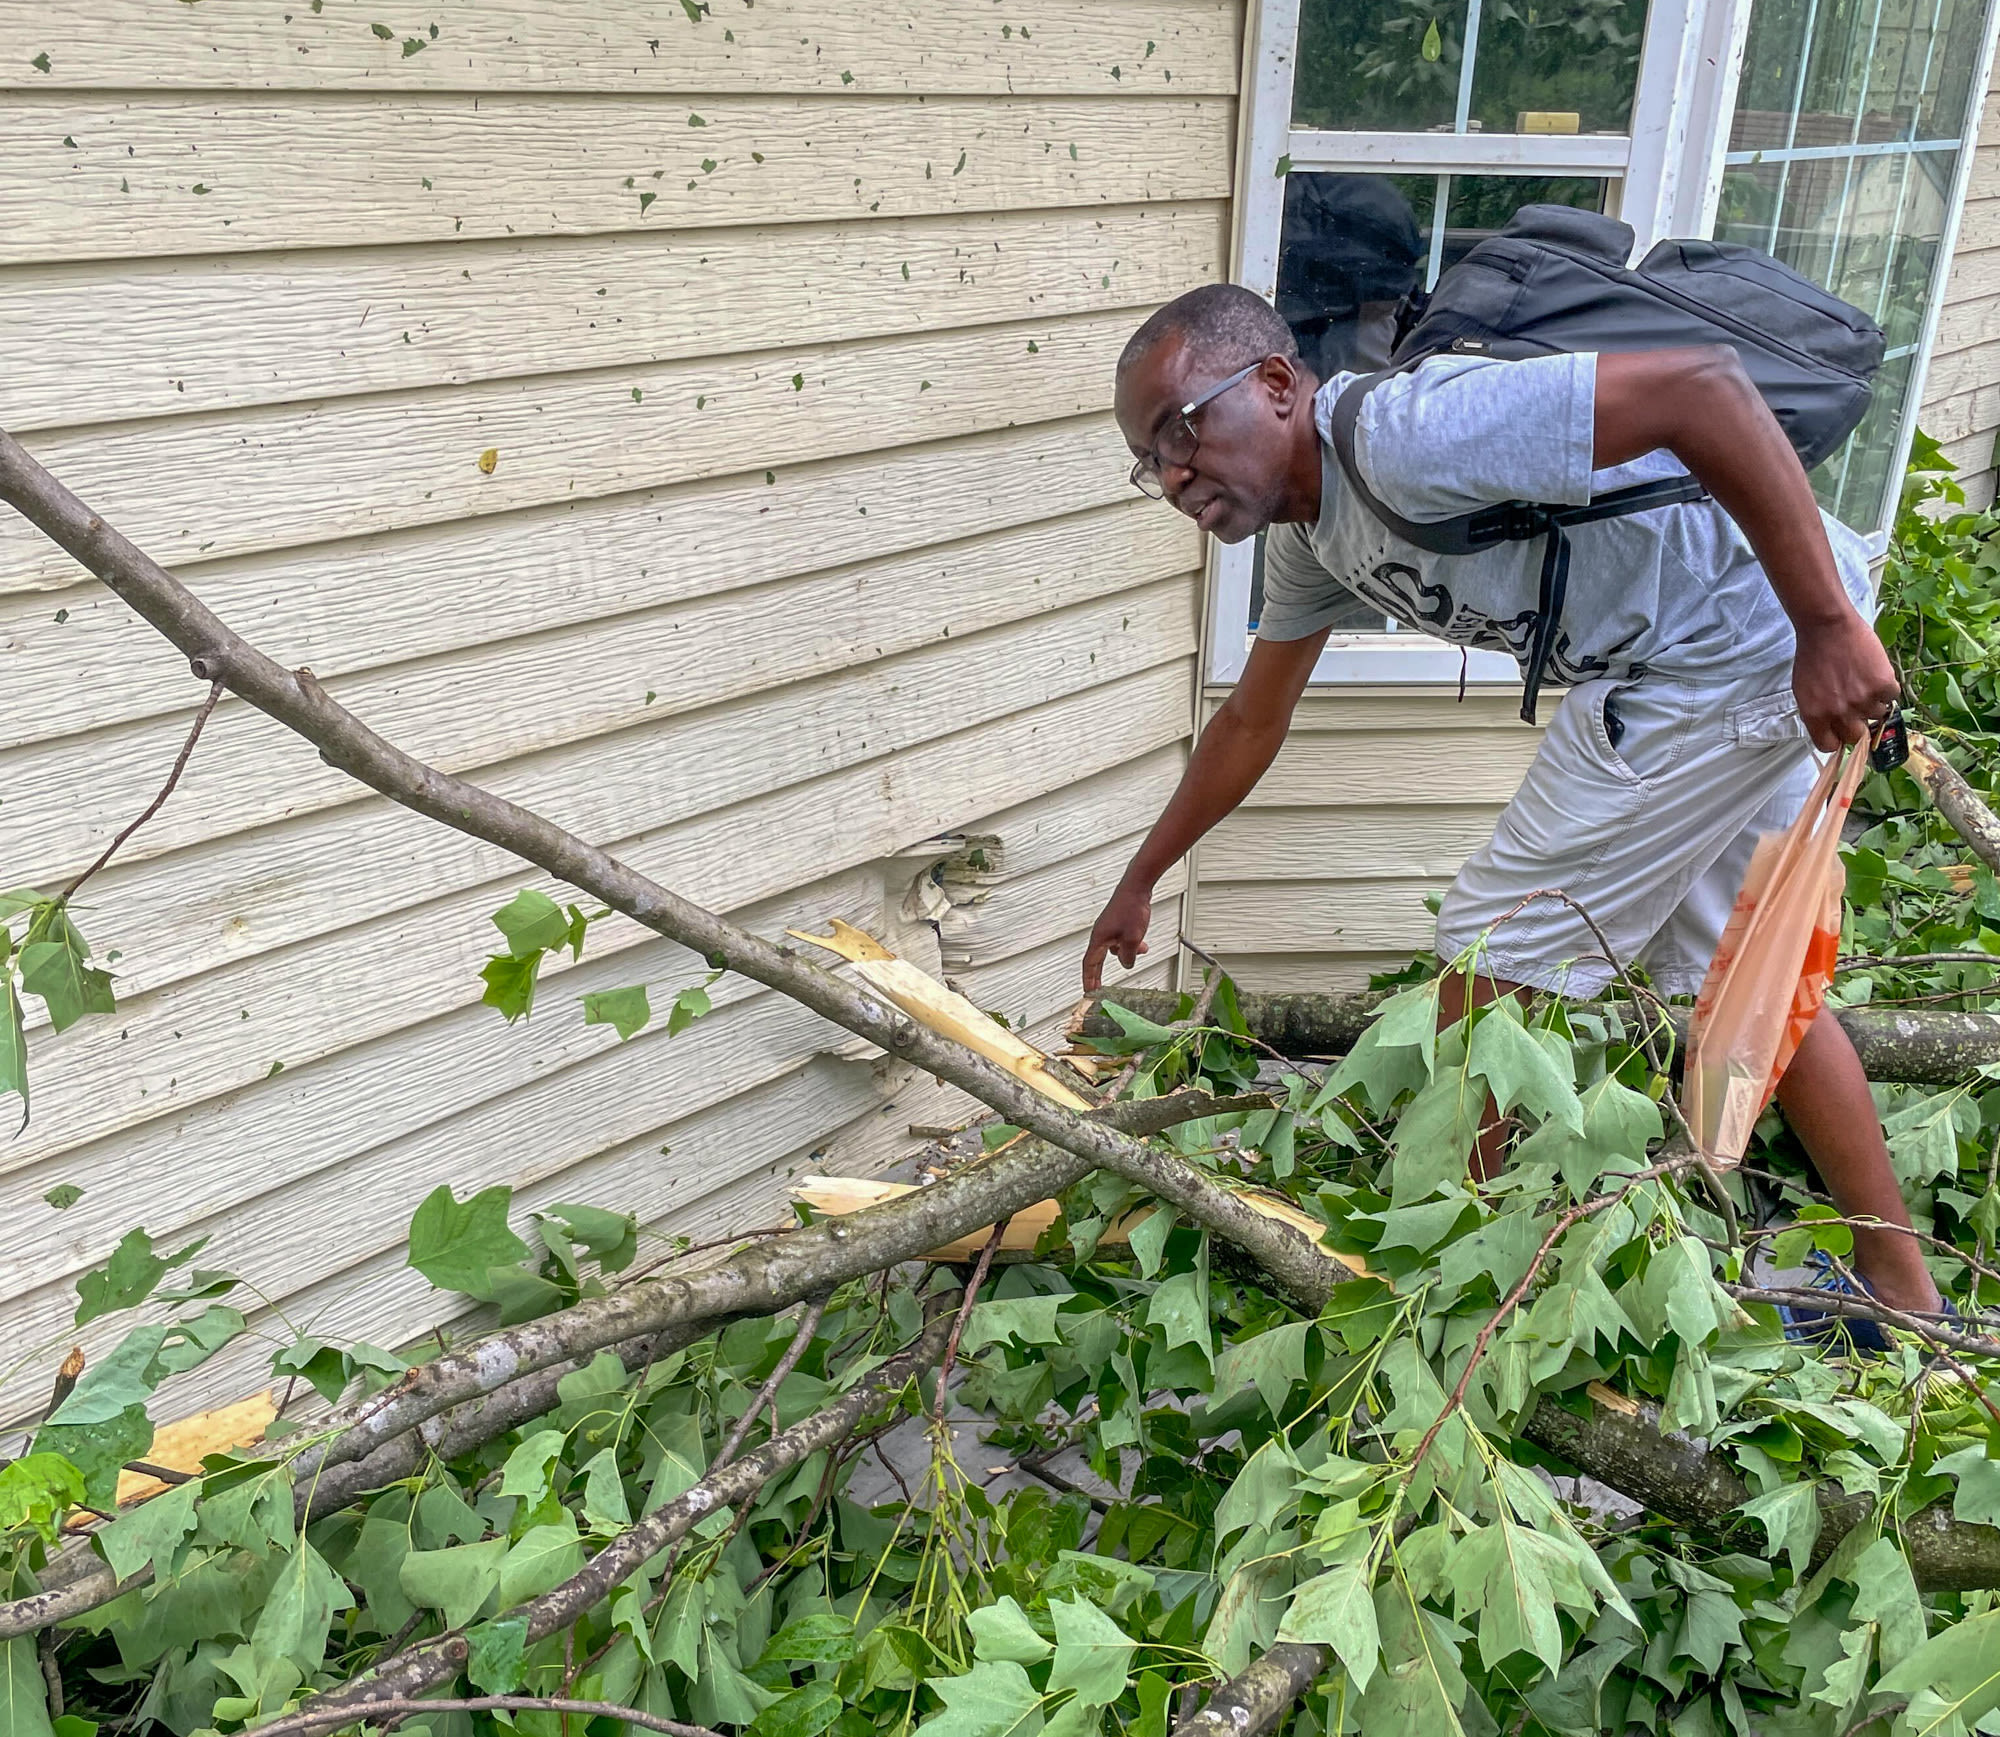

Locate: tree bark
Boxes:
[1909,732,2000,876]
[1077,989,2000,1085]
[1174,1642,1331,1737]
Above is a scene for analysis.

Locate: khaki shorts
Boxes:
[1434,667,1822,997]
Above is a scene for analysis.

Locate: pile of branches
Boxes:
[5,430,2000,1737]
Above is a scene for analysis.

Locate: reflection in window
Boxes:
[1718,0,1989,528]
[1293,0,1649,135]
[1261,173,1608,635]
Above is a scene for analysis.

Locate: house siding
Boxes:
[0,0,1234,1422]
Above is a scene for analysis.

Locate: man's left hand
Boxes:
[1792,615,1899,751]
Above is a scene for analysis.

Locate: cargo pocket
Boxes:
[1577,677,1644,785]
[1725,687,1812,747]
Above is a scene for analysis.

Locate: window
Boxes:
[1208,0,1999,685]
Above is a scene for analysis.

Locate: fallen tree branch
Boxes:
[244,1307,955,1736]
[1175,1642,1330,1737]
[1075,991,2000,1085]
[0,430,1339,1318]
[236,1698,721,1737]
[1910,732,2000,875]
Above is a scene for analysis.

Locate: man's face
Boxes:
[1114,335,1301,544]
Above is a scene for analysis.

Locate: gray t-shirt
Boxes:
[1257,352,1876,684]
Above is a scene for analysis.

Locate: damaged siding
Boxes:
[0,0,1234,1421]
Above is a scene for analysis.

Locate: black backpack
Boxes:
[1324,203,1885,723]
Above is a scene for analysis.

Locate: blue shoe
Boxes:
[1778,1253,1894,1357]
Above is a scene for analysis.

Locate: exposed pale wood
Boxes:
[4,659,1196,1184]
[0,306,1146,594]
[113,1391,277,1504]
[0,203,1225,432]
[1204,804,1504,881]
[0,0,1238,96]
[6,515,1197,887]
[1190,878,1448,955]
[1,416,1145,745]
[1242,727,1542,807]
[0,93,1235,265]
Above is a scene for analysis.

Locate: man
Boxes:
[1083,281,1941,1320]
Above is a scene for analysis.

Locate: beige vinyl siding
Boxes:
[1186,689,1545,991]
[0,0,1230,1423]
[1918,85,2000,504]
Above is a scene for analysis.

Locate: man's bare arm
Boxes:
[1592,345,1896,750]
[1083,627,1330,990]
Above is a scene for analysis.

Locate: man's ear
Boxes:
[1262,353,1306,418]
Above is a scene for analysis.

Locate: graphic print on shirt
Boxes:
[1341,557,1615,686]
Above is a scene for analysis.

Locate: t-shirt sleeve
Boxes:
[1353,351,1598,523]
[1255,519,1352,642]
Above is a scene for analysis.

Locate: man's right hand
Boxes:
[1082,881,1153,992]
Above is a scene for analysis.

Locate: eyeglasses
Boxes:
[1128,361,1264,500]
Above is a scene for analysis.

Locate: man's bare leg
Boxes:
[1437,964,1527,1184]
[1774,1006,1941,1314]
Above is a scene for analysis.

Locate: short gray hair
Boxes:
[1118,284,1298,379]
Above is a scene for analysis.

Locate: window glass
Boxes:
[1258,172,1609,637]
[1294,0,1650,135]
[1718,0,1989,527]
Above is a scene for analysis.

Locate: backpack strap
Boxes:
[1326,371,1708,723]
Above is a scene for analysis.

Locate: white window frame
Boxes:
[1207,0,1999,687]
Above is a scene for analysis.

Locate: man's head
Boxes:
[1114,284,1319,543]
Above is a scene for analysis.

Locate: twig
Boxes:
[1840,951,2000,971]
[714,1292,829,1471]
[933,1225,1005,1424]
[242,1697,722,1737]
[121,1460,194,1486]
[1725,1284,2000,1358]
[1098,947,1232,1102]
[1737,1206,2000,1296]
[61,679,224,901]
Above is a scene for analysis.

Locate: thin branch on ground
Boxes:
[715,1291,830,1471]
[934,1224,1005,1425]
[60,678,225,902]
[248,1696,723,1737]
[1726,1283,2000,1358]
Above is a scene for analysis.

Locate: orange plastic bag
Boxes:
[1685,743,1869,1168]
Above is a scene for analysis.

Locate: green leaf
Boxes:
[0,1453,86,1544]
[42,1184,81,1210]
[968,1596,1051,1666]
[752,1683,843,1737]
[1146,1265,1210,1358]
[1937,1443,2000,1529]
[49,1324,167,1425]
[1514,1076,1660,1198]
[98,1477,200,1582]
[1127,1207,1173,1278]
[1389,1071,1484,1205]
[918,1658,1043,1737]
[1046,1596,1133,1706]
[2,1638,55,1737]
[480,950,543,1022]
[1421,16,1443,58]
[541,1203,639,1274]
[467,1616,529,1694]
[497,1515,585,1607]
[667,983,712,1036]
[498,1428,566,1500]
[399,1537,507,1630]
[491,889,567,957]
[962,1296,1067,1356]
[582,984,651,1040]
[1739,1480,1820,1575]
[1360,1577,1468,1735]
[1850,1535,1926,1672]
[252,1539,353,1677]
[762,1613,860,1665]
[1447,1521,1564,1671]
[32,1404,152,1509]
[407,1183,531,1300]
[1278,1556,1380,1692]
[20,934,116,1034]
[580,1447,632,1532]
[1467,1004,1580,1130]
[1213,1320,1310,1417]
[0,976,26,1108]
[1878,1607,2000,1737]
[75,1227,168,1325]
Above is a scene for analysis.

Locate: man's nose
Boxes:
[1160,460,1199,509]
